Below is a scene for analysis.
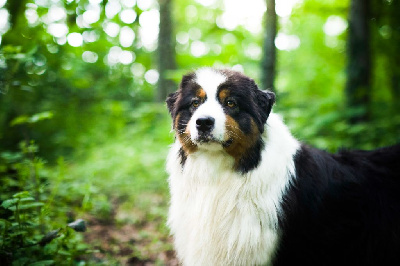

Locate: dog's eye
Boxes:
[226,100,236,108]
[192,99,200,108]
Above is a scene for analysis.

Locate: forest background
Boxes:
[0,0,399,264]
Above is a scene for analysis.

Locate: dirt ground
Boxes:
[83,197,179,265]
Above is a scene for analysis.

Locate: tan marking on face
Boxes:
[223,116,260,169]
[197,88,206,99]
[218,89,230,103]
[175,114,198,154]
[174,113,181,129]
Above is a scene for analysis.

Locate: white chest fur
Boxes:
[167,114,300,266]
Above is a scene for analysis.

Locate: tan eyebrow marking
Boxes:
[219,88,230,102]
[196,88,206,99]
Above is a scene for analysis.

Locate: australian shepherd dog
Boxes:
[165,68,400,266]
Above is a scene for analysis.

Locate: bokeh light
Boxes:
[144,69,159,84]
[67,32,83,47]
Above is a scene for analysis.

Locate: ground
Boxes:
[83,194,178,265]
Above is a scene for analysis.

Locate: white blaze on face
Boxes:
[188,68,227,144]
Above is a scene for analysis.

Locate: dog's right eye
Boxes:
[192,99,200,108]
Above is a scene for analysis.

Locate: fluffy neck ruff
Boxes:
[167,113,300,265]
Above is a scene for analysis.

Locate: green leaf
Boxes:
[10,53,27,60]
[9,231,27,237]
[57,250,72,256]
[28,260,55,266]
[13,191,31,198]
[10,112,54,127]
[2,45,22,54]
[17,202,44,210]
[0,151,23,162]
[10,115,29,126]
[1,198,18,209]
[29,112,54,123]
[19,197,36,202]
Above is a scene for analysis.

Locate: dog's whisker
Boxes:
[226,130,243,140]
[225,124,241,130]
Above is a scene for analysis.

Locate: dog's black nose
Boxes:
[196,117,215,133]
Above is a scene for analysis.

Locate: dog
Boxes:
[165,68,400,266]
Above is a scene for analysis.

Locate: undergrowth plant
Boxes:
[0,114,91,265]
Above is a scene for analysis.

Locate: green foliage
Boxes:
[0,141,89,265]
[52,103,172,203]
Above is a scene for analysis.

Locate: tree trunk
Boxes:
[157,0,176,102]
[345,0,371,123]
[261,0,277,92]
[387,0,400,105]
[1,0,27,46]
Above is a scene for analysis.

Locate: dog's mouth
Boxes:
[195,133,218,144]
[194,133,233,148]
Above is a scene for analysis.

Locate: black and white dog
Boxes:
[166,68,400,266]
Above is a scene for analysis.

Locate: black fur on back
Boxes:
[274,144,400,266]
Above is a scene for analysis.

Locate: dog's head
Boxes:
[166,68,275,173]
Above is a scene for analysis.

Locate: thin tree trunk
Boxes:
[1,0,27,46]
[388,0,400,105]
[157,0,176,102]
[261,0,277,92]
[345,0,371,123]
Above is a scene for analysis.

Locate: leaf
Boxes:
[29,111,54,123]
[10,112,54,127]
[13,191,31,198]
[57,250,72,256]
[2,45,22,54]
[9,231,27,237]
[17,202,45,210]
[10,53,27,60]
[28,260,55,266]
[1,198,18,209]
[39,229,61,246]
[67,219,86,232]
[10,115,29,126]
[0,151,23,162]
[19,197,36,202]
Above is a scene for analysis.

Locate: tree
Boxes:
[157,0,177,102]
[373,0,400,105]
[345,0,371,123]
[261,0,277,92]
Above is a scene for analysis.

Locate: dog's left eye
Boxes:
[192,99,200,108]
[226,100,236,108]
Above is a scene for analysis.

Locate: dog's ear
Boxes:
[166,91,178,116]
[255,89,275,124]
[166,72,194,116]
[256,89,275,115]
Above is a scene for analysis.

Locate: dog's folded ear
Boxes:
[166,91,178,116]
[255,89,275,124]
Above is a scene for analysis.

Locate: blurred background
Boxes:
[0,0,399,264]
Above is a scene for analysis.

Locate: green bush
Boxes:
[0,140,90,265]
